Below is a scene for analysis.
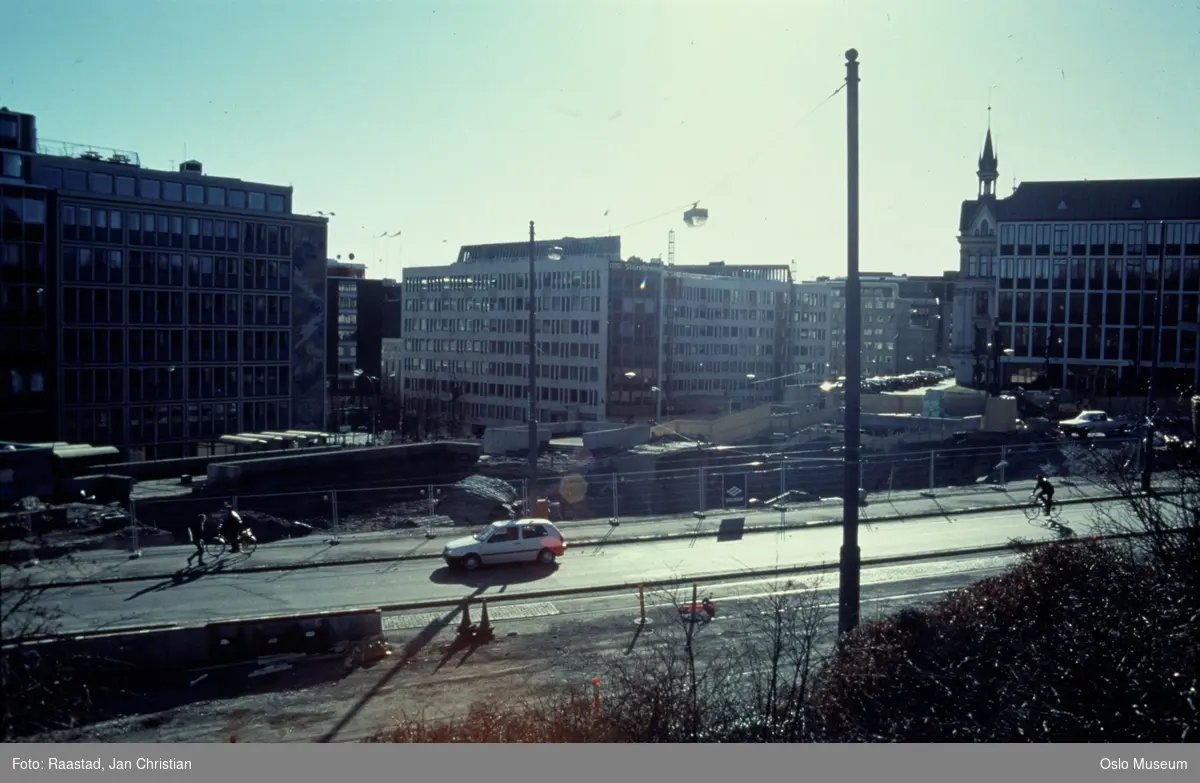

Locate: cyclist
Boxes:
[219,502,246,553]
[1033,474,1055,516]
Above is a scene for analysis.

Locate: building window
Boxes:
[163,181,183,202]
[32,166,63,189]
[229,189,246,209]
[64,169,86,191]
[207,186,226,207]
[88,172,114,195]
[248,192,266,211]
[141,178,161,199]
[1052,225,1068,256]
[115,175,136,196]
[999,225,1015,254]
[186,184,204,204]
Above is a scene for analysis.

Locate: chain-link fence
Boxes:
[102,437,1143,557]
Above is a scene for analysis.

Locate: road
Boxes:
[9,476,1132,589]
[44,552,1018,743]
[18,498,1112,637]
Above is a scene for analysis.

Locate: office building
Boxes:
[380,279,403,398]
[325,258,397,430]
[951,124,1200,395]
[787,280,835,384]
[0,109,51,443]
[0,107,329,458]
[399,238,795,433]
[659,262,791,415]
[402,236,615,434]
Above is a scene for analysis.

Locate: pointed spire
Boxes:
[978,107,998,174]
[977,107,999,198]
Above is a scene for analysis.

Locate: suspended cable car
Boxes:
[683,202,708,228]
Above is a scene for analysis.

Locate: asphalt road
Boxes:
[18,498,1110,637]
[41,552,1018,743]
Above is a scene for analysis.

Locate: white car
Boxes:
[442,519,567,571]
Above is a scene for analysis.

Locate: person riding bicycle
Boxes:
[1033,474,1055,516]
[219,502,246,553]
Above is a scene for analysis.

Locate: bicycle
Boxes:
[205,528,258,558]
[1024,494,1073,538]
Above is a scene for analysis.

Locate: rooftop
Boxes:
[960,177,1200,230]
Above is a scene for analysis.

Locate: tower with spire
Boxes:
[977,107,999,198]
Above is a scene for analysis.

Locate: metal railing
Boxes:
[117,438,1145,551]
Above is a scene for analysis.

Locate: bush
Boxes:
[807,540,1197,742]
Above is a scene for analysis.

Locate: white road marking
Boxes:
[383,601,561,631]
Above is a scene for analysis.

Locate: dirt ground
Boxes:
[32,601,764,744]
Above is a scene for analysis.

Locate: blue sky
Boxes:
[3,0,1198,281]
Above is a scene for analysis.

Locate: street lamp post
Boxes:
[354,369,379,445]
[839,48,863,638]
[526,222,563,512]
[1143,220,1167,493]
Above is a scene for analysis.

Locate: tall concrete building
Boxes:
[0,107,329,458]
[951,123,1200,395]
[399,238,793,433]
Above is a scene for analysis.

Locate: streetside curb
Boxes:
[14,491,1166,590]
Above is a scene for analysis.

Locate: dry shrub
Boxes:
[370,686,618,743]
[807,540,1197,742]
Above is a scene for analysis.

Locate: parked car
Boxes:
[442,519,566,571]
[1058,410,1127,437]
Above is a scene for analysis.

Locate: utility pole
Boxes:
[527,221,539,512]
[838,48,862,637]
[1143,220,1166,493]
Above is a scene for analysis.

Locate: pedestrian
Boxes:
[187,514,207,567]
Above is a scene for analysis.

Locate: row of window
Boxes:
[406,270,606,294]
[668,324,776,339]
[62,246,293,292]
[61,365,293,405]
[62,327,293,365]
[404,338,601,361]
[405,359,602,385]
[61,286,293,327]
[404,377,602,408]
[406,294,605,315]
[60,205,299,258]
[993,291,1200,327]
[676,286,785,305]
[996,222,1200,258]
[61,399,293,447]
[404,317,603,336]
[0,195,46,225]
[37,166,288,213]
[992,324,1199,364]
[669,342,775,357]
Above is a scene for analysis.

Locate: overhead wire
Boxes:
[610,80,848,234]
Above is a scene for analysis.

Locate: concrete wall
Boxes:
[0,444,55,506]
[206,441,482,492]
[95,446,343,483]
[5,609,383,672]
[581,425,651,452]
[657,403,832,445]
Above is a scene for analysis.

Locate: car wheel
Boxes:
[537,548,556,565]
[462,554,482,572]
